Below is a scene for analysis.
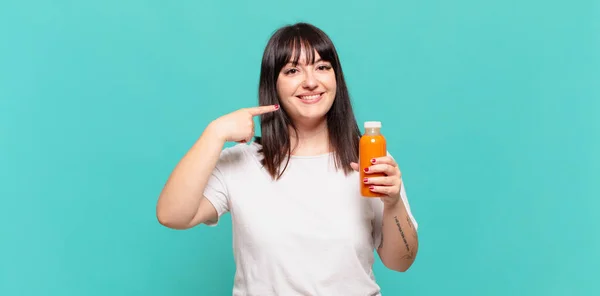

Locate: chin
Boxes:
[290,108,330,125]
[298,113,327,121]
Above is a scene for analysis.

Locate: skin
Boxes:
[156,46,418,272]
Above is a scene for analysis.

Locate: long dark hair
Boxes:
[255,22,361,180]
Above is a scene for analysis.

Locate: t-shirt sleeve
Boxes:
[202,147,235,226]
[372,152,418,249]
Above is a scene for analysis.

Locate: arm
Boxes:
[156,104,279,230]
[352,155,419,271]
[156,122,225,229]
[377,197,419,271]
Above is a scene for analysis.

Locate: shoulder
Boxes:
[216,142,263,168]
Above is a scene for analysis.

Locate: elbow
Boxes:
[156,206,191,230]
[382,246,419,272]
[392,263,414,272]
[156,209,175,228]
[156,211,172,228]
[383,260,415,272]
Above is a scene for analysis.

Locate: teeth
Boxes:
[299,94,321,100]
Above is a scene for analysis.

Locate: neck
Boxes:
[289,119,330,156]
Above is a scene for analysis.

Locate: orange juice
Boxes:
[359,121,387,197]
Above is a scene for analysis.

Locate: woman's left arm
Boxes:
[352,156,419,272]
[377,193,419,271]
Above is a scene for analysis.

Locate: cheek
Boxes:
[322,73,337,90]
[329,79,337,91]
[326,81,337,97]
[277,78,298,98]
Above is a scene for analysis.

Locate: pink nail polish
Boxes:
[364,168,369,173]
[363,178,368,183]
[371,158,376,164]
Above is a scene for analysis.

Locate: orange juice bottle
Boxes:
[359,121,387,197]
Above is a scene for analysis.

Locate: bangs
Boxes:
[274,28,336,68]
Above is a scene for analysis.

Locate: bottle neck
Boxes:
[364,127,381,135]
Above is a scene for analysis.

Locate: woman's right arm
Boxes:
[156,122,226,229]
[156,105,279,229]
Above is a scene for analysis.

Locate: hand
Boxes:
[210,104,279,143]
[351,156,402,207]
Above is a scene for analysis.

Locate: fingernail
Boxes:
[364,168,369,172]
[369,185,375,190]
[363,178,368,183]
[274,104,279,110]
[371,158,376,164]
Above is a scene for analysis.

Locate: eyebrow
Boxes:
[285,58,329,66]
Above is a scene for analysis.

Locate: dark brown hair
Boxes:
[255,22,361,180]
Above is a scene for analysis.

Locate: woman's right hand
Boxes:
[209,104,279,143]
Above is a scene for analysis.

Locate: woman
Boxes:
[156,22,419,296]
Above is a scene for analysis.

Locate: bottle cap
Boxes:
[364,121,381,128]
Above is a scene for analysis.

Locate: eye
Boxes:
[317,64,332,71]
[284,68,299,75]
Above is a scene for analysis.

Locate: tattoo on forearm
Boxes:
[394,216,410,252]
[401,250,415,260]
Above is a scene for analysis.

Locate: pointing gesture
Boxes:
[247,105,280,116]
[211,104,280,143]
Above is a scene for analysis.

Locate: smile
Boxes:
[297,92,324,104]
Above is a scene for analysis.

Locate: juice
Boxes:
[359,121,387,197]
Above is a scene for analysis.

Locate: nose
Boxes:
[302,70,318,89]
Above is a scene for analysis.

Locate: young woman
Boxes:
[157,22,419,296]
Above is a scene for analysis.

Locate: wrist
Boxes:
[382,195,403,210]
[205,120,227,143]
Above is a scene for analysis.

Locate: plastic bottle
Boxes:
[359,121,387,197]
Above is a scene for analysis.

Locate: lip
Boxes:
[296,92,324,104]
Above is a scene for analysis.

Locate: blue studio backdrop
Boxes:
[1,1,599,295]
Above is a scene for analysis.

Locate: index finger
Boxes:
[247,104,279,116]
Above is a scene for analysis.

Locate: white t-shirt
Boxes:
[203,142,418,296]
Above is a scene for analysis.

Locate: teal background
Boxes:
[1,0,598,295]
